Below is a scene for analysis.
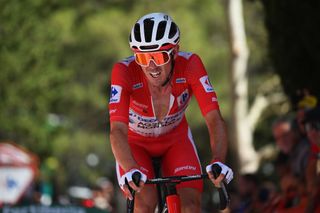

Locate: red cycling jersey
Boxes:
[109,52,219,138]
[109,52,220,191]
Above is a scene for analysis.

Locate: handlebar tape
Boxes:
[126,172,141,213]
[211,164,231,210]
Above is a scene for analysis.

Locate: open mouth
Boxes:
[149,71,161,78]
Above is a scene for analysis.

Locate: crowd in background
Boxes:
[229,89,320,213]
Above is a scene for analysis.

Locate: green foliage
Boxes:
[0,0,114,190]
[51,132,114,187]
[0,0,69,154]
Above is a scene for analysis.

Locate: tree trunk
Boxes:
[226,0,259,173]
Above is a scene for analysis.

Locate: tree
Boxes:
[226,0,286,173]
[225,0,256,173]
[261,0,320,106]
[0,0,121,189]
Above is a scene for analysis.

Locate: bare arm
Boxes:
[110,121,139,171]
[204,109,233,186]
[204,110,228,163]
[110,121,145,197]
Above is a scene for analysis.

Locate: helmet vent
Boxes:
[140,45,159,50]
[169,22,178,39]
[133,24,141,42]
[143,19,154,42]
[156,21,167,41]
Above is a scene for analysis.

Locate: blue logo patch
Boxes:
[109,85,122,103]
[177,89,189,107]
[176,78,186,83]
[200,76,214,93]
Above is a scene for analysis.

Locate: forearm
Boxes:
[204,110,234,185]
[205,110,228,162]
[110,123,138,171]
[212,122,228,162]
[209,121,228,162]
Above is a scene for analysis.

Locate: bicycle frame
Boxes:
[146,174,209,213]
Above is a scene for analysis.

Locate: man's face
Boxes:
[135,46,178,87]
[272,122,296,154]
[140,59,172,87]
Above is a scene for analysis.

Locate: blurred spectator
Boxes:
[248,181,280,213]
[273,173,308,213]
[94,177,115,212]
[272,117,310,179]
[230,174,259,213]
[303,107,320,213]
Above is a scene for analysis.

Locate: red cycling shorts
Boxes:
[116,127,203,192]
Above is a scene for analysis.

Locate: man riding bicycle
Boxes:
[108,12,233,212]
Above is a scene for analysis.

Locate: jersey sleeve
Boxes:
[108,63,131,124]
[186,54,220,116]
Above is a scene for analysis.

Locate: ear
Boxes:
[173,45,180,59]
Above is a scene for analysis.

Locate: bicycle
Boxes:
[126,162,231,213]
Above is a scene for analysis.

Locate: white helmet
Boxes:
[129,12,180,52]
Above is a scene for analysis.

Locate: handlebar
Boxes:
[145,173,208,184]
[127,164,230,212]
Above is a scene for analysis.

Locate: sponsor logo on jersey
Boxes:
[132,100,148,113]
[212,97,218,102]
[174,165,197,174]
[133,83,143,89]
[177,89,189,107]
[128,106,187,137]
[109,109,117,114]
[109,85,122,103]
[176,78,186,83]
[129,118,135,124]
[199,76,214,93]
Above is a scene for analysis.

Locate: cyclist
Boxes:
[108,12,233,212]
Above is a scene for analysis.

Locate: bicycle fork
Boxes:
[164,183,181,213]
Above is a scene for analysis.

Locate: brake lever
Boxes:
[126,172,141,213]
[211,164,231,210]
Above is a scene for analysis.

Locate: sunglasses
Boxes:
[305,122,320,132]
[134,49,173,67]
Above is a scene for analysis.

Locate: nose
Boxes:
[147,60,157,68]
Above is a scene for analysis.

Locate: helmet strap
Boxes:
[161,53,175,87]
